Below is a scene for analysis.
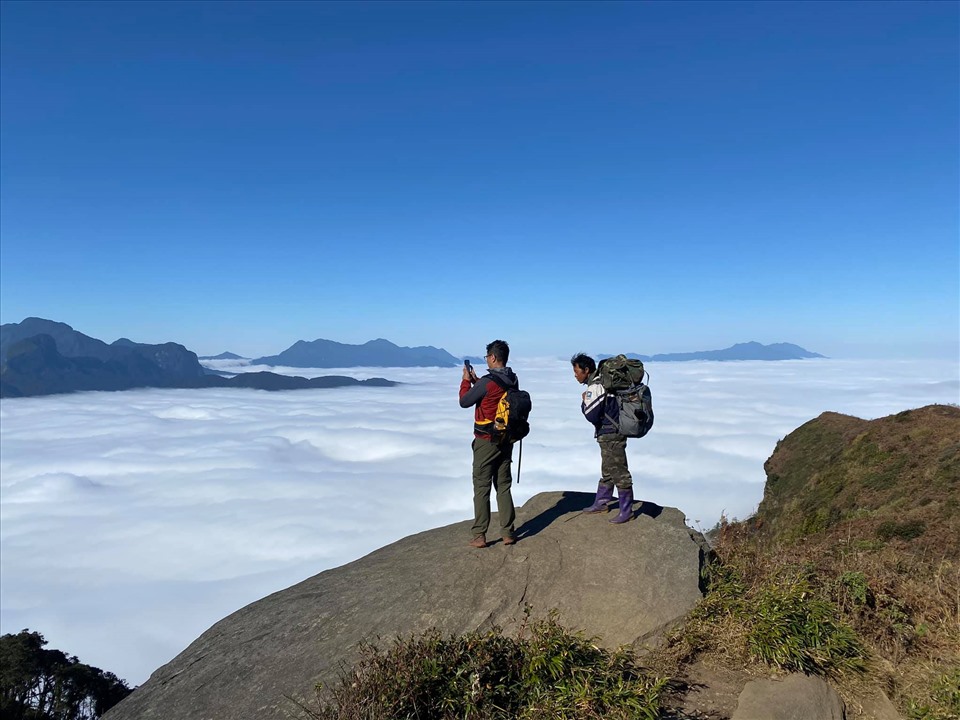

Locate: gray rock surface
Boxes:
[731,673,845,720]
[104,491,708,720]
[850,689,904,720]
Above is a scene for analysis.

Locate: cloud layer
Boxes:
[1,357,956,686]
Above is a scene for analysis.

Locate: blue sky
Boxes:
[1,0,957,359]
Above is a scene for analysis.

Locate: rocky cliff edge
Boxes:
[105,491,708,720]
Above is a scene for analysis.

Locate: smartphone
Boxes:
[464,359,473,374]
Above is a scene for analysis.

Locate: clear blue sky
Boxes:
[1,0,957,359]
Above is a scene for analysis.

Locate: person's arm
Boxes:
[460,376,490,408]
[581,381,606,425]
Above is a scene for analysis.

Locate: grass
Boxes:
[661,550,868,680]
[657,405,960,719]
[299,609,666,720]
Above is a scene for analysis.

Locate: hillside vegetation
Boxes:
[660,404,960,718]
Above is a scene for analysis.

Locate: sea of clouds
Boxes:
[1,357,957,686]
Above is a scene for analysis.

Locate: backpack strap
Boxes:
[479,373,514,444]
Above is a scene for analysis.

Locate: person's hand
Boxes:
[582,391,587,402]
[463,366,476,383]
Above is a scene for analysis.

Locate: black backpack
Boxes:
[488,374,532,444]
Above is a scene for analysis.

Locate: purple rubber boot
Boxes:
[609,487,635,524]
[584,482,614,513]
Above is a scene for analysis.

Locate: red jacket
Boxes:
[459,367,518,440]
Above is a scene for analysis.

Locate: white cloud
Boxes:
[0,358,956,687]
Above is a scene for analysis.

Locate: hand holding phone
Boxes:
[463,359,475,382]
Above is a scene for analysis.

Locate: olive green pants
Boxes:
[598,434,632,490]
[471,438,516,538]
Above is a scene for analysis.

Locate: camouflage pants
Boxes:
[471,438,516,538]
[598,434,632,490]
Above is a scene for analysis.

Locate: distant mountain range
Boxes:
[0,318,825,399]
[0,319,396,398]
[599,342,825,362]
[252,338,460,368]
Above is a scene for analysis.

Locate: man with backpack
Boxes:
[459,339,521,548]
[571,352,645,524]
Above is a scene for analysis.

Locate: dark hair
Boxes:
[486,339,510,364]
[570,352,596,374]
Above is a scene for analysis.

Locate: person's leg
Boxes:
[599,434,634,524]
[599,435,631,487]
[491,443,516,541]
[584,455,615,515]
[471,439,498,540]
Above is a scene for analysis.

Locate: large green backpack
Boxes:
[597,354,647,391]
[597,354,654,439]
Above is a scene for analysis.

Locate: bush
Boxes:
[667,561,868,679]
[876,520,927,541]
[303,611,666,720]
[747,577,867,676]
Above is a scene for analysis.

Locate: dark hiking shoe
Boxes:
[469,534,488,548]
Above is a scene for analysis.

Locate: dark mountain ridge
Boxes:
[0,319,395,398]
[252,337,460,368]
[1,318,205,377]
[600,341,825,362]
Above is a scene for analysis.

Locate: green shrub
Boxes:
[747,577,867,676]
[836,571,872,608]
[670,562,868,679]
[877,520,927,541]
[305,612,666,720]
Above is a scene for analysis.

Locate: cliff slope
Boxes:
[105,491,707,720]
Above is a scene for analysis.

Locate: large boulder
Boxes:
[105,491,708,720]
[732,673,845,720]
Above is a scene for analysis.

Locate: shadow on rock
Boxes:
[637,500,664,519]
[515,491,589,539]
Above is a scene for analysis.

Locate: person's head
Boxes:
[570,353,595,384]
[486,339,510,367]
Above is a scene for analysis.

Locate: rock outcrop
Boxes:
[104,491,708,720]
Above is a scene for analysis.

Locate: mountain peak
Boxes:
[252,337,459,368]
